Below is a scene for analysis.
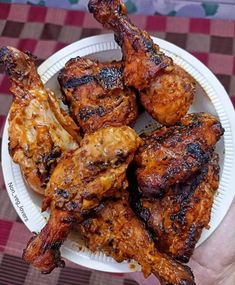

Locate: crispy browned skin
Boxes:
[0,46,80,195]
[132,154,220,263]
[22,207,71,273]
[23,126,141,273]
[88,0,173,91]
[88,0,195,125]
[140,65,195,126]
[78,194,195,285]
[135,113,224,198]
[58,57,138,134]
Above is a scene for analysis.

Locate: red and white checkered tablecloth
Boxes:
[0,3,234,285]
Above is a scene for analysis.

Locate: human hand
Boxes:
[130,199,235,285]
[189,198,235,285]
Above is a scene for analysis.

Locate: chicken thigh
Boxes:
[131,153,220,262]
[135,113,224,198]
[58,56,137,134]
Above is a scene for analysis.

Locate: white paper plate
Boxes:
[2,34,235,273]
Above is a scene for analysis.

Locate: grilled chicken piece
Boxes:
[140,65,195,126]
[78,193,195,285]
[23,126,141,273]
[131,154,220,263]
[88,0,195,125]
[0,46,80,195]
[88,0,173,90]
[58,57,138,134]
[135,113,224,198]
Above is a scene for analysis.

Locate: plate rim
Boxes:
[2,33,235,273]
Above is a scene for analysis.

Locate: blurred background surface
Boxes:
[1,0,235,19]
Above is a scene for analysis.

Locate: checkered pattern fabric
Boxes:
[0,3,234,285]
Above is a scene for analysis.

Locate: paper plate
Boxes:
[2,34,235,273]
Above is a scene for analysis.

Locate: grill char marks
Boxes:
[135,113,224,198]
[132,153,220,263]
[88,0,173,91]
[88,0,195,127]
[97,66,123,90]
[62,65,123,90]
[63,75,94,89]
[79,106,106,122]
[0,46,31,80]
[37,145,62,188]
[58,56,137,134]
[78,193,196,285]
[169,164,210,225]
[23,126,142,274]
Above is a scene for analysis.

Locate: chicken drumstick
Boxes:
[88,0,195,126]
[23,126,141,273]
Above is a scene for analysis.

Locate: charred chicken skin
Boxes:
[135,113,224,198]
[88,0,173,90]
[23,126,141,273]
[0,46,80,195]
[88,0,195,125]
[132,153,220,263]
[58,57,138,134]
[78,193,195,285]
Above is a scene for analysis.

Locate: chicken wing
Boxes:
[78,193,195,285]
[58,57,138,134]
[135,113,224,198]
[0,46,80,195]
[23,126,141,273]
[131,153,220,263]
[88,0,195,125]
